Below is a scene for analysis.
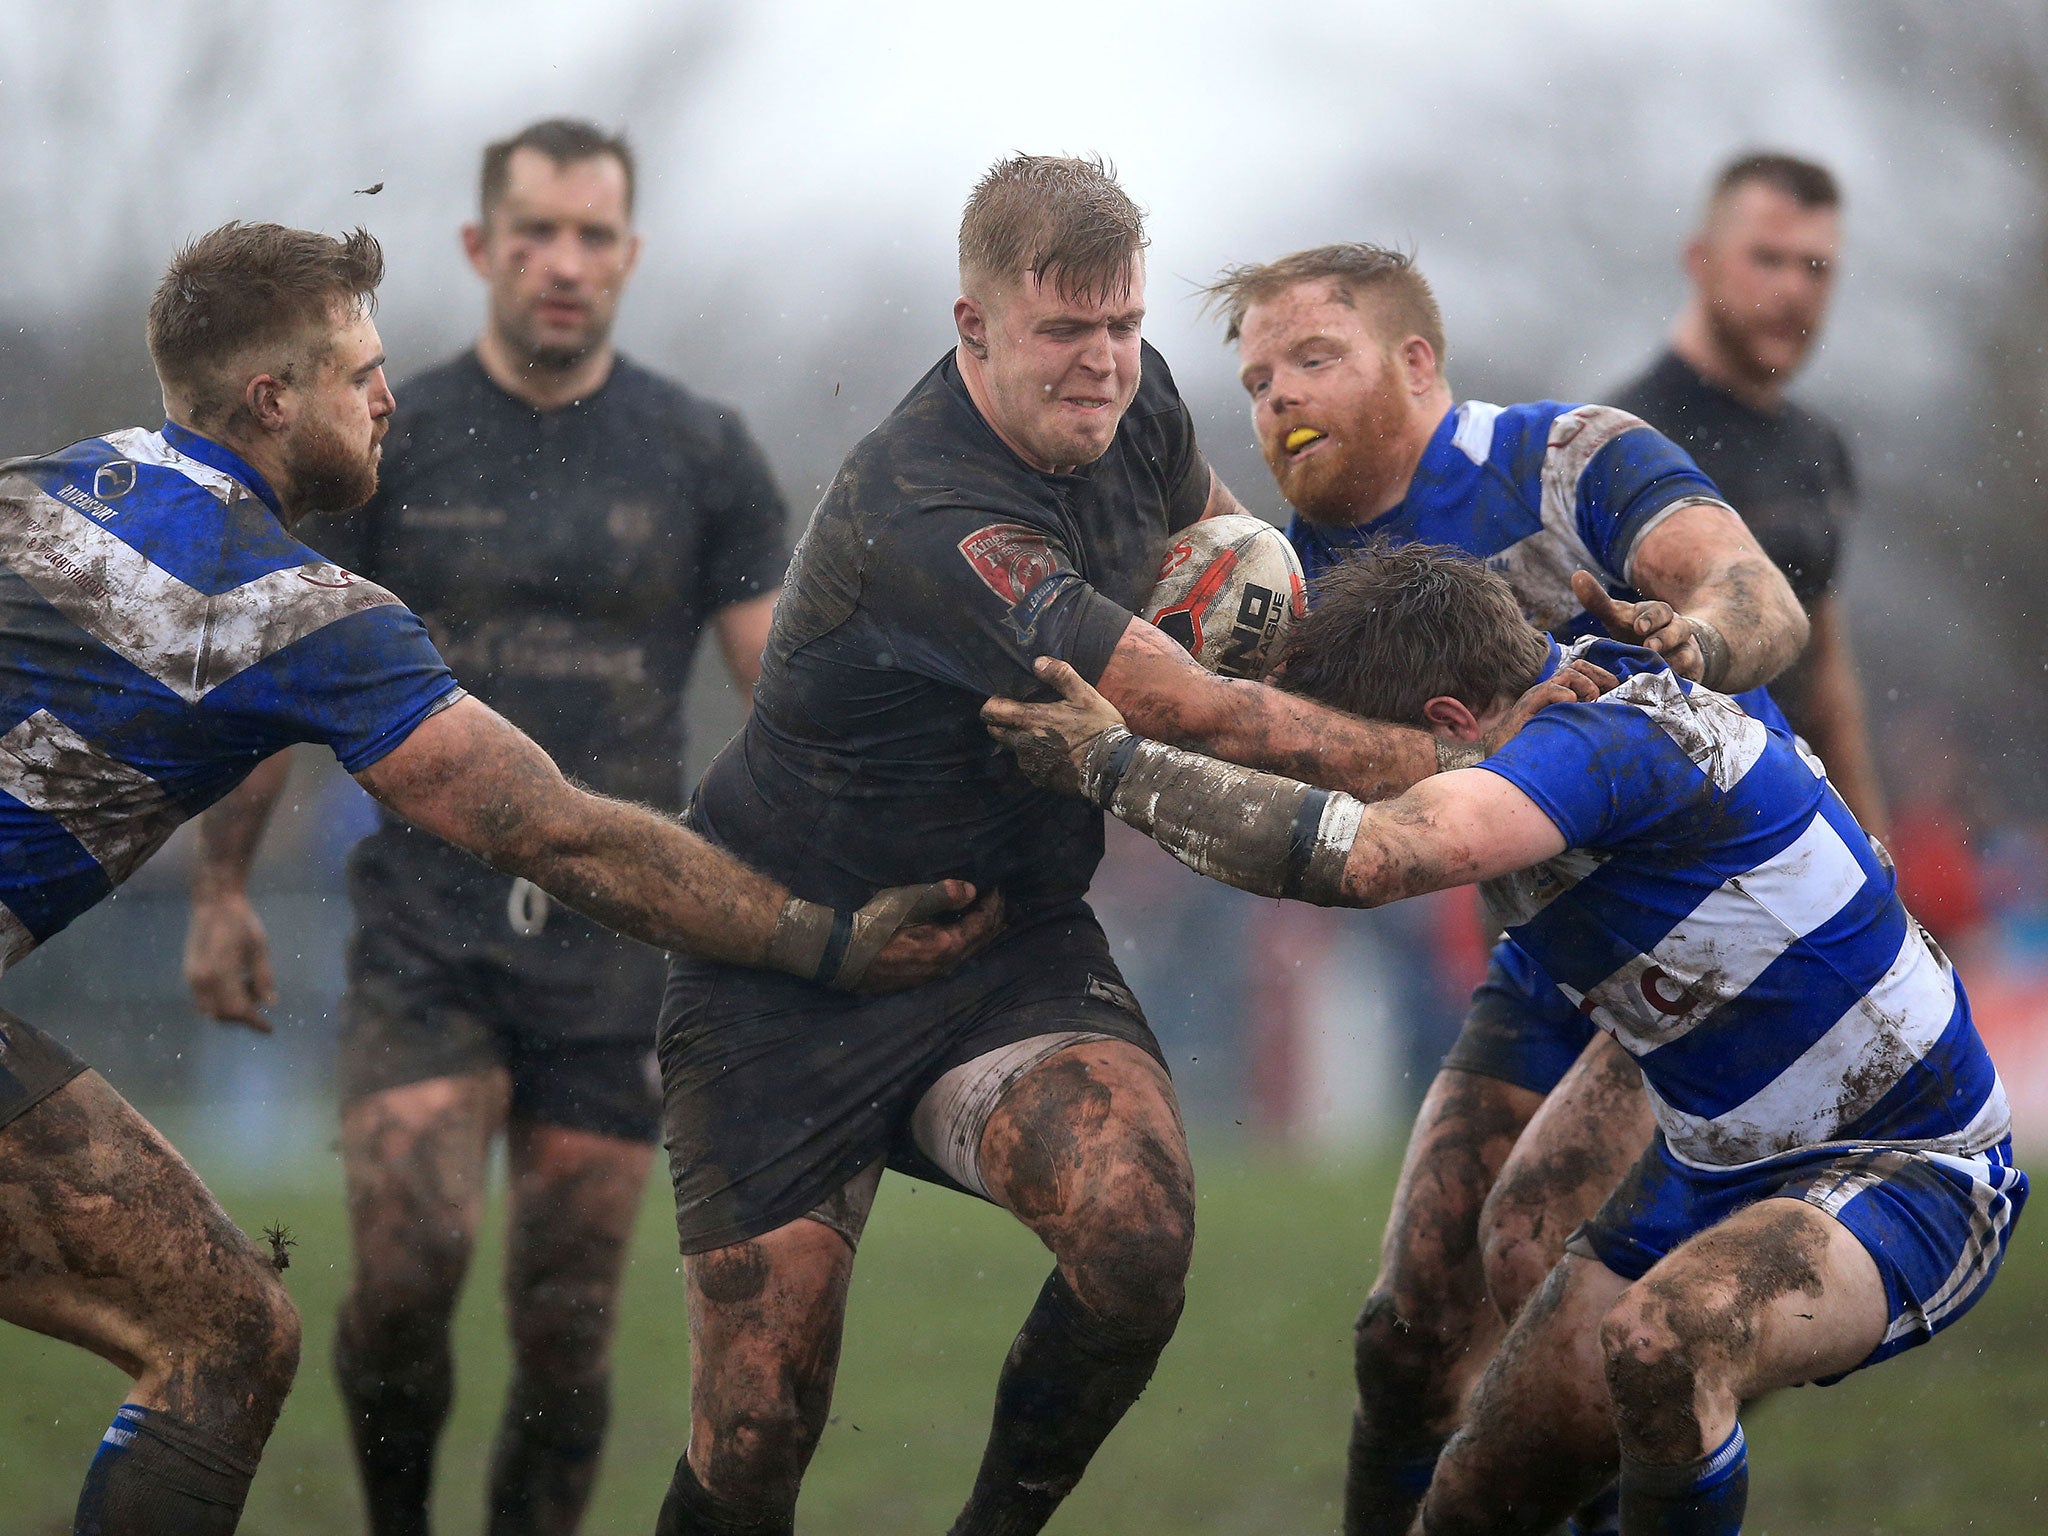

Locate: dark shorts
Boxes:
[1572,1132,2028,1381]
[657,901,1163,1254]
[337,836,666,1143]
[0,1007,89,1132]
[1440,940,1598,1095]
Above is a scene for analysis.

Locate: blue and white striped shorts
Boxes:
[1573,1133,2027,1379]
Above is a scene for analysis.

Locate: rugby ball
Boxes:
[1142,514,1306,680]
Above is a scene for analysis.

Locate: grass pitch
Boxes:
[2,1136,2044,1533]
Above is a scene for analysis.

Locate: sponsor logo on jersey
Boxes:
[959,523,1059,604]
[93,460,137,503]
[55,483,121,523]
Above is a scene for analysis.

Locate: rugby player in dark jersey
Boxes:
[1,224,985,1536]
[1613,151,1887,835]
[651,157,1588,1536]
[1202,245,1810,1535]
[180,124,790,1536]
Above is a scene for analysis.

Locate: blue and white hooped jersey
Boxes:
[1287,400,1787,732]
[1477,638,2008,1171]
[0,423,460,969]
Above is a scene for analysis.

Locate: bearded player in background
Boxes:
[1613,151,1886,834]
[1205,243,1809,1535]
[183,121,791,1536]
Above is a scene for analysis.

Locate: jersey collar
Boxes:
[160,421,284,517]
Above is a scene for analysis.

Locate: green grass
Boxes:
[3,1140,2045,1533]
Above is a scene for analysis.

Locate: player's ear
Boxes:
[1422,694,1483,741]
[620,229,644,281]
[955,294,991,360]
[461,221,491,279]
[242,370,291,434]
[1683,230,1710,284]
[1399,336,1438,397]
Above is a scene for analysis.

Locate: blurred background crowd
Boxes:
[5,0,2048,1165]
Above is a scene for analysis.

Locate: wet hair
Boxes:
[1202,242,1446,362]
[958,153,1148,303]
[146,222,383,426]
[480,117,636,219]
[1275,540,1548,726]
[1709,151,1840,212]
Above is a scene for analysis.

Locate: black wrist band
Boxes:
[815,907,855,985]
[1092,731,1144,809]
[1279,788,1333,899]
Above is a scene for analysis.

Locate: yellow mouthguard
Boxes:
[1285,427,1325,452]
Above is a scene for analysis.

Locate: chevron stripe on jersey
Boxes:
[0,423,459,969]
[1477,638,2008,1170]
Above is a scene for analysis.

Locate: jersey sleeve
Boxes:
[1556,407,1729,579]
[1134,344,1213,532]
[861,506,1135,695]
[1475,696,1715,852]
[697,411,791,611]
[210,602,465,774]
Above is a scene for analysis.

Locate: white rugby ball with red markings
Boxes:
[1141,513,1306,680]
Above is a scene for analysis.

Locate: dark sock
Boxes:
[1569,1481,1621,1536]
[1619,1424,1748,1536]
[335,1310,452,1536]
[653,1456,794,1536]
[74,1404,258,1536]
[948,1269,1181,1536]
[1345,1431,1446,1536]
[487,1370,611,1536]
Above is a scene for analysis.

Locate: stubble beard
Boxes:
[284,416,380,518]
[501,296,612,376]
[1705,299,1810,391]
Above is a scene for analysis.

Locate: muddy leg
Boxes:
[334,1071,506,1536]
[655,1215,856,1535]
[489,1120,653,1535]
[1349,1067,1540,1536]
[0,1071,301,1534]
[949,1040,1195,1536]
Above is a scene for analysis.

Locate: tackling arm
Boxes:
[1601,500,1808,692]
[352,697,998,990]
[1094,617,1581,799]
[984,659,1566,907]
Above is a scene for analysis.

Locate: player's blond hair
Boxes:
[959,154,1148,304]
[1204,243,1446,365]
[148,223,384,427]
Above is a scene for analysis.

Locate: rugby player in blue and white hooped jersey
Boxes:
[0,223,989,1536]
[1203,244,1812,1535]
[983,542,2022,1536]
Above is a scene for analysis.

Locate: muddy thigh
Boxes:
[1481,1034,1654,1322]
[0,1071,300,1451]
[976,1039,1195,1323]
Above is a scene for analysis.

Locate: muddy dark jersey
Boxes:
[1612,350,1853,605]
[315,351,788,879]
[689,342,1210,917]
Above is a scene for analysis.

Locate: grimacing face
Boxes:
[281,306,393,516]
[1235,279,1416,526]
[964,260,1146,473]
[469,146,640,371]
[1695,180,1840,388]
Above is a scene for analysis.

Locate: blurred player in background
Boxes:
[183,121,789,1536]
[1613,151,1886,834]
[1205,244,1809,1535]
[985,543,2021,1536]
[4,222,979,1536]
[652,156,1578,1536]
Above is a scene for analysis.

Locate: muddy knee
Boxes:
[1058,1161,1195,1332]
[1352,1290,1473,1429]
[1599,1293,1709,1462]
[1479,1184,1559,1325]
[157,1255,302,1447]
[694,1398,829,1511]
